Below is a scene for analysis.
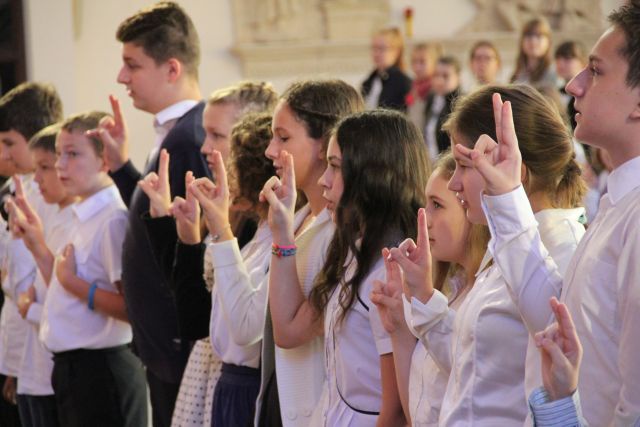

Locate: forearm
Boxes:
[268,254,320,349]
[109,160,141,207]
[377,353,407,427]
[390,327,418,423]
[63,276,129,322]
[31,245,54,285]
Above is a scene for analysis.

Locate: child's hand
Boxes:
[370,248,407,334]
[454,93,522,196]
[55,244,77,289]
[259,151,297,245]
[7,176,46,251]
[138,149,171,217]
[188,150,232,241]
[535,297,582,401]
[388,208,434,303]
[86,95,129,171]
[17,285,36,319]
[171,172,201,245]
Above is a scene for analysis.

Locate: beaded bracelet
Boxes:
[87,282,98,311]
[272,243,297,258]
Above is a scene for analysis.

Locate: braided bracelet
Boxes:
[272,243,297,258]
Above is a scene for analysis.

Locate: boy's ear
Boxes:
[166,58,182,83]
[630,87,640,120]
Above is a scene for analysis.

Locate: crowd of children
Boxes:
[0,1,639,426]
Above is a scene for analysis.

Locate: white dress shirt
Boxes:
[409,207,584,426]
[18,205,74,395]
[316,257,391,427]
[480,155,640,427]
[208,221,272,368]
[40,185,132,352]
[0,174,54,377]
[148,99,199,163]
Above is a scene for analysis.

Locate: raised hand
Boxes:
[370,248,408,334]
[454,93,523,196]
[388,208,434,304]
[535,297,582,401]
[55,244,78,289]
[138,149,171,217]
[259,150,297,245]
[171,171,201,245]
[17,285,36,319]
[86,95,129,171]
[188,150,232,241]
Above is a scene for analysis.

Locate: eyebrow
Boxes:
[327,155,342,162]
[588,55,603,64]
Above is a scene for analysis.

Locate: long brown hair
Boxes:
[309,110,430,322]
[444,84,586,208]
[511,17,553,84]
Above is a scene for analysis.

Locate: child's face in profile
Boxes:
[32,148,73,206]
[55,130,107,200]
[0,130,33,174]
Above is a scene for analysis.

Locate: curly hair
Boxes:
[228,113,275,219]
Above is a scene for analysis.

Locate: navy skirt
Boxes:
[211,363,260,427]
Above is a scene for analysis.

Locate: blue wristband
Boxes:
[87,282,98,311]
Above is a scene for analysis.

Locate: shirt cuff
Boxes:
[207,238,242,269]
[529,387,583,427]
[26,302,43,325]
[481,185,537,236]
[409,289,449,334]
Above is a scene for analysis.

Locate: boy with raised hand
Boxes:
[457,1,640,425]
[0,82,62,427]
[93,3,209,425]
[39,112,146,427]
[6,124,75,427]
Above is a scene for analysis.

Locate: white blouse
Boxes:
[482,157,640,426]
[208,221,272,368]
[316,256,391,427]
[409,207,584,426]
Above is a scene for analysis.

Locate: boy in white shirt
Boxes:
[457,2,640,425]
[0,82,62,426]
[39,112,147,427]
[8,124,76,427]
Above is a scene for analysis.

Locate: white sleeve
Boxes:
[209,239,269,346]
[25,302,43,326]
[614,223,640,426]
[100,213,127,286]
[481,186,563,334]
[405,290,455,375]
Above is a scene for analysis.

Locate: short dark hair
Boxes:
[29,123,61,153]
[608,0,640,88]
[554,41,587,63]
[438,55,461,74]
[60,111,110,156]
[0,82,63,140]
[116,2,200,79]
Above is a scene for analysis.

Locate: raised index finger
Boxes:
[500,100,519,155]
[550,297,580,352]
[492,93,504,145]
[109,95,124,129]
[281,150,296,191]
[212,150,228,194]
[13,175,24,198]
[158,149,170,183]
[416,207,429,250]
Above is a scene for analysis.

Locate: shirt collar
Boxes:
[72,185,121,223]
[154,100,199,127]
[606,155,640,205]
[534,207,586,227]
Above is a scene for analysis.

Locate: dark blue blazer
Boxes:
[111,101,210,384]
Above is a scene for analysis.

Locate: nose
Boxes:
[265,137,278,161]
[55,154,66,172]
[448,169,463,192]
[201,137,212,155]
[318,166,330,189]
[0,148,10,161]
[566,67,587,98]
[117,65,129,84]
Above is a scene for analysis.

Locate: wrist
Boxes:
[272,231,295,246]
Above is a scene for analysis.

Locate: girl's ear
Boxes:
[520,163,529,188]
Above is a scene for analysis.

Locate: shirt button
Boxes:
[302,408,312,417]
[286,410,297,420]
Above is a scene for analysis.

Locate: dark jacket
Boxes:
[111,101,210,384]
[361,65,412,112]
[424,87,462,154]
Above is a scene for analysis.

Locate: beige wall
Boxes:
[23,0,624,169]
